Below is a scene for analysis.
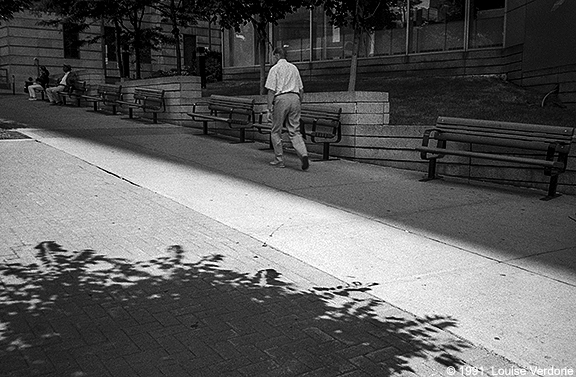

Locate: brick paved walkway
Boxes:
[0,139,523,376]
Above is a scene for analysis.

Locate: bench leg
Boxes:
[203,121,208,135]
[153,113,157,123]
[112,105,117,115]
[420,159,439,181]
[128,108,133,119]
[93,102,98,112]
[541,174,562,201]
[322,142,330,161]
[239,128,245,143]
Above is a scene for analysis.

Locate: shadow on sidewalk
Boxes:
[0,241,470,376]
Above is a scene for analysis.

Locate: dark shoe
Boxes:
[301,156,309,171]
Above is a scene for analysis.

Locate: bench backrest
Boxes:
[208,95,254,116]
[98,84,122,101]
[70,81,86,93]
[435,116,574,153]
[207,95,255,125]
[134,88,165,111]
[300,104,342,141]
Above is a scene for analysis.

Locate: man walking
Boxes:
[265,47,309,170]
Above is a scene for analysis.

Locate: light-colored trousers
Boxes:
[271,93,308,162]
[27,84,44,98]
[45,85,66,103]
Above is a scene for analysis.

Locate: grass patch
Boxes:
[203,75,575,127]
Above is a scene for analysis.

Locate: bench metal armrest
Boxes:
[418,128,443,159]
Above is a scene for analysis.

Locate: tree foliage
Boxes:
[34,0,175,79]
[0,0,33,23]
[321,0,395,91]
[216,0,308,94]
[149,0,218,75]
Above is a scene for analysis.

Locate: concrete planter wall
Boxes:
[237,91,391,159]
[118,76,201,125]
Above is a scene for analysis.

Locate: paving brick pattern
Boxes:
[0,140,522,376]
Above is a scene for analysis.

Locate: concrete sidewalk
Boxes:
[1,92,575,376]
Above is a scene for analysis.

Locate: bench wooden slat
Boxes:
[434,131,567,152]
[417,146,565,169]
[116,87,165,123]
[210,95,254,106]
[209,105,253,116]
[438,116,573,137]
[416,116,575,200]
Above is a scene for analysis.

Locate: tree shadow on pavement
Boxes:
[0,241,471,376]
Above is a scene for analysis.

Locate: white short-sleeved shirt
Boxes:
[265,59,303,95]
[59,72,70,86]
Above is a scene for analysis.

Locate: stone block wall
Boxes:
[231,91,391,159]
[119,76,202,125]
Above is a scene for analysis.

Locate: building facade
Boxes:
[222,0,576,107]
[0,10,220,88]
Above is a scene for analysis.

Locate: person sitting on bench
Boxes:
[27,66,50,101]
[45,64,78,106]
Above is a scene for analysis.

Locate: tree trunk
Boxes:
[132,11,142,79]
[134,34,141,79]
[348,27,361,92]
[259,36,267,95]
[114,22,125,78]
[173,26,182,74]
[254,20,268,95]
[171,0,182,75]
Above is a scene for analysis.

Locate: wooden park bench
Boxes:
[416,116,575,200]
[82,84,122,114]
[255,104,342,160]
[60,81,87,106]
[116,87,166,123]
[187,95,255,143]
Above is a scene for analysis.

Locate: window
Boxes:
[63,23,81,59]
[140,46,152,64]
[468,0,505,48]
[183,34,197,69]
[408,0,466,54]
[104,26,117,62]
[274,8,310,62]
[223,24,256,67]
[373,4,407,56]
[223,0,506,67]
